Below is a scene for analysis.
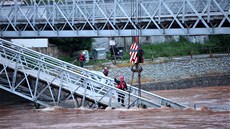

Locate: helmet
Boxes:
[104,67,108,69]
[119,76,124,81]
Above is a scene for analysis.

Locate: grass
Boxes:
[123,40,230,61]
[58,38,230,68]
[144,41,202,58]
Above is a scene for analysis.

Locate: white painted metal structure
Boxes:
[0,0,229,37]
[0,38,186,109]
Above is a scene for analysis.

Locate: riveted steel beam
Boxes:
[0,0,229,37]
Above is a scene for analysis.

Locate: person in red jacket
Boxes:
[79,52,86,67]
[114,76,127,106]
[103,67,109,76]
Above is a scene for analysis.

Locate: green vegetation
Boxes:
[142,41,201,59]
[49,37,94,66]
[122,41,201,60]
[58,55,75,63]
[57,54,111,67]
[49,37,93,56]
[123,35,230,60]
[205,35,230,47]
[54,35,229,67]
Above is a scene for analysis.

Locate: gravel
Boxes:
[108,57,230,83]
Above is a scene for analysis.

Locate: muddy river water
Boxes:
[0,86,229,129]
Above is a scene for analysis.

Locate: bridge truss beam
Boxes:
[0,0,229,37]
[0,38,186,109]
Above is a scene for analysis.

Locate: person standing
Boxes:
[103,67,109,76]
[79,52,86,67]
[114,76,127,106]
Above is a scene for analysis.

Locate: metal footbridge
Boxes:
[0,38,186,109]
[0,0,229,37]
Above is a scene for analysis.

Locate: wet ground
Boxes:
[0,86,229,129]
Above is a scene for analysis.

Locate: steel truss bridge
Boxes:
[0,38,186,109]
[0,0,229,37]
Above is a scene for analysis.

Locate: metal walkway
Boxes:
[0,0,229,37]
[0,38,186,109]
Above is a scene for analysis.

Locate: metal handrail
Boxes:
[1,38,184,109]
[1,38,186,109]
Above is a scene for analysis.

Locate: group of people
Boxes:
[102,67,127,106]
[79,53,127,106]
[103,67,127,106]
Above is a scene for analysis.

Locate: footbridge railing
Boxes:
[0,0,229,37]
[0,38,186,109]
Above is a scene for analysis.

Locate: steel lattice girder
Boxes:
[0,38,186,109]
[0,0,229,37]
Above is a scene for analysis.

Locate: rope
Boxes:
[128,71,135,107]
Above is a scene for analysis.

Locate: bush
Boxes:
[205,35,230,47]
[122,35,230,60]
[49,37,93,56]
[57,35,230,66]
[141,41,202,58]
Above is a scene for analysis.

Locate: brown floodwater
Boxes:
[0,86,229,129]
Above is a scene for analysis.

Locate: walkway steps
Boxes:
[0,38,186,109]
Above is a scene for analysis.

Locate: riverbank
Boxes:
[107,56,230,90]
